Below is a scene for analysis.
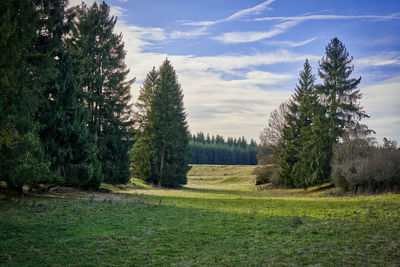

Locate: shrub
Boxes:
[331,139,400,193]
[253,164,276,185]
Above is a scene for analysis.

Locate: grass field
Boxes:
[1,165,400,266]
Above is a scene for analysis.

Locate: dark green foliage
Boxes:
[313,38,368,184]
[1,1,134,191]
[71,2,134,184]
[0,0,67,191]
[277,60,316,187]
[134,67,158,129]
[317,38,368,139]
[189,133,257,165]
[39,51,103,189]
[274,39,369,188]
[332,139,400,193]
[132,59,191,187]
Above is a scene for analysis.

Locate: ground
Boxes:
[1,165,399,266]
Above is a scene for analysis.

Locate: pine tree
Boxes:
[71,2,135,184]
[134,67,158,129]
[40,50,103,188]
[314,37,368,182]
[278,60,316,187]
[132,59,191,187]
[130,69,159,184]
[0,0,67,192]
[291,60,317,187]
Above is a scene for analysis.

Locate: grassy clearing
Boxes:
[187,164,255,188]
[1,165,400,266]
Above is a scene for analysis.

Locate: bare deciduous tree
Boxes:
[259,102,289,146]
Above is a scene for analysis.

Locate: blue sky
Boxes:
[69,0,400,143]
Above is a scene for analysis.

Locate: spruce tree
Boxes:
[71,2,135,184]
[0,0,66,192]
[40,50,103,188]
[134,67,158,129]
[315,37,368,182]
[130,69,159,184]
[291,60,317,187]
[318,38,367,140]
[278,60,316,187]
[132,59,191,187]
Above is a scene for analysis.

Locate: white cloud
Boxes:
[212,20,300,43]
[264,37,318,47]
[110,6,127,17]
[170,26,209,39]
[255,14,400,22]
[111,9,313,140]
[355,52,400,67]
[361,75,400,142]
[182,0,275,26]
[213,13,400,44]
[179,69,292,140]
[67,0,96,8]
[224,0,275,22]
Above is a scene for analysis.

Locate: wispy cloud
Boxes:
[110,6,127,17]
[355,52,400,67]
[170,26,209,39]
[255,14,400,22]
[264,37,318,47]
[182,0,275,26]
[212,20,300,43]
[111,6,317,140]
[362,75,400,142]
[213,13,400,44]
[67,0,96,8]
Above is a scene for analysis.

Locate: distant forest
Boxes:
[189,133,258,165]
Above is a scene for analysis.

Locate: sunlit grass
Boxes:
[1,165,399,266]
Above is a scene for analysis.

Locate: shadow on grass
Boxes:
[1,192,399,266]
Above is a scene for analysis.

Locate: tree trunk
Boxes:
[159,145,165,175]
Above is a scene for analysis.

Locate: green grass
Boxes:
[1,165,400,266]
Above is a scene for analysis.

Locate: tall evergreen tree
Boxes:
[134,67,158,129]
[0,0,66,192]
[71,2,135,184]
[291,60,318,187]
[132,59,191,187]
[130,69,159,184]
[318,38,367,141]
[40,50,103,188]
[278,60,317,187]
[314,37,368,182]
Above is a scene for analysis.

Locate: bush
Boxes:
[331,139,400,193]
[253,165,276,185]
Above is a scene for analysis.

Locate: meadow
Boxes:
[1,165,399,266]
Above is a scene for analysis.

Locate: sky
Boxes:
[68,0,400,143]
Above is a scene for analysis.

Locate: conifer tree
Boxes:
[0,0,66,192]
[291,60,318,187]
[40,50,103,188]
[130,69,159,184]
[134,67,158,129]
[278,60,316,187]
[318,38,367,141]
[314,37,368,182]
[71,2,135,184]
[132,59,191,187]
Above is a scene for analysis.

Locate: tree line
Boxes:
[257,38,400,192]
[0,1,194,191]
[189,133,258,165]
[1,1,133,192]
